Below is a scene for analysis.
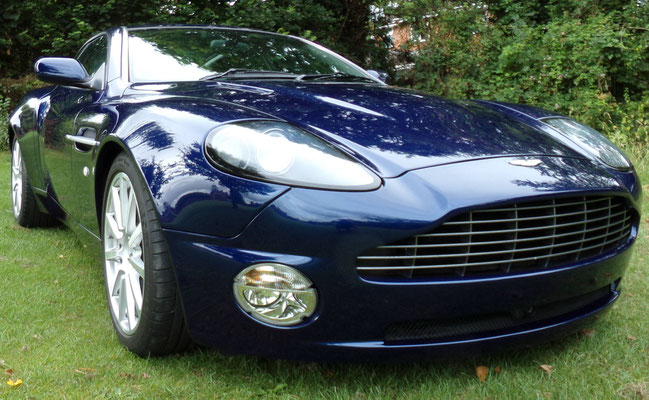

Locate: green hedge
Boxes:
[390,0,649,149]
[0,76,45,151]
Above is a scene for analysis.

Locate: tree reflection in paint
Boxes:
[128,28,365,82]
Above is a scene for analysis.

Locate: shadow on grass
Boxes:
[132,322,602,392]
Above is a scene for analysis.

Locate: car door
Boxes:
[40,34,108,233]
[70,106,116,235]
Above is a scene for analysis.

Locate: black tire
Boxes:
[102,153,191,356]
[11,139,57,227]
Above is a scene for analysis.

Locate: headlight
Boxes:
[233,264,317,326]
[542,117,631,170]
[205,120,381,190]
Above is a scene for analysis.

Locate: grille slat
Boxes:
[443,203,619,225]
[357,222,631,261]
[356,196,634,279]
[378,219,629,249]
[357,229,629,271]
[415,209,628,237]
[480,197,611,212]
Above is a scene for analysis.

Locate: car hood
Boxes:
[126,81,583,177]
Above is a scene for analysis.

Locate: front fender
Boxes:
[9,87,56,193]
[106,96,290,238]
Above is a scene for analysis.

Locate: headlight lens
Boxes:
[233,264,317,326]
[205,120,381,190]
[542,117,631,170]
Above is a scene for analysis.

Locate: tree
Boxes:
[0,0,389,78]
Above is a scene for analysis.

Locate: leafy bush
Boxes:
[604,96,649,151]
[0,76,46,151]
[0,94,10,151]
[389,0,649,146]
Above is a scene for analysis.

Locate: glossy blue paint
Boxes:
[124,81,588,178]
[9,25,642,360]
[167,226,626,360]
[112,96,291,238]
[162,156,639,359]
[476,100,565,120]
[34,57,90,87]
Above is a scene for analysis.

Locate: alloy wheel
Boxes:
[104,172,145,335]
[11,142,23,219]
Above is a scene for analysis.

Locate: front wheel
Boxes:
[102,153,191,356]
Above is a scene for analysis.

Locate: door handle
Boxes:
[66,127,99,152]
[65,135,99,147]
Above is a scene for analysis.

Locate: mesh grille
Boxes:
[384,285,613,344]
[357,196,634,280]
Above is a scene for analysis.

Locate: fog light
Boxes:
[233,263,317,326]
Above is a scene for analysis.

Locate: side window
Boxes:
[77,35,108,88]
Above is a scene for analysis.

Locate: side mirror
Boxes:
[366,69,390,84]
[34,57,92,89]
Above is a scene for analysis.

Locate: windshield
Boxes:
[128,27,370,83]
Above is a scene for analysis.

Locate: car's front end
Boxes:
[160,149,640,360]
[114,26,641,359]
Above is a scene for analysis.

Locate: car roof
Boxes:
[123,24,289,38]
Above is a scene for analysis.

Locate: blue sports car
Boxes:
[9,26,641,360]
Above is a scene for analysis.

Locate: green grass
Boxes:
[0,149,648,400]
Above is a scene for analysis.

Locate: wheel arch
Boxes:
[93,97,292,238]
[8,122,15,149]
[94,138,129,232]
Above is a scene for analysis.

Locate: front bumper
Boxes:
[164,156,640,360]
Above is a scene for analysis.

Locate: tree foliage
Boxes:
[0,0,389,78]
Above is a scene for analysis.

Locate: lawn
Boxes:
[0,149,647,400]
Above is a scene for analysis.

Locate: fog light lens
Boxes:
[233,263,317,326]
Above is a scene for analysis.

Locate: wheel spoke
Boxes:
[118,274,129,328]
[111,269,123,296]
[124,274,137,329]
[105,212,123,240]
[127,189,137,234]
[119,177,130,231]
[129,255,145,277]
[128,224,142,249]
[105,246,121,263]
[128,271,143,315]
[111,185,124,232]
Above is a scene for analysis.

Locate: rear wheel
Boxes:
[11,140,56,227]
[102,153,191,356]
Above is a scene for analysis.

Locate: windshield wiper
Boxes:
[296,72,378,83]
[200,68,298,81]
